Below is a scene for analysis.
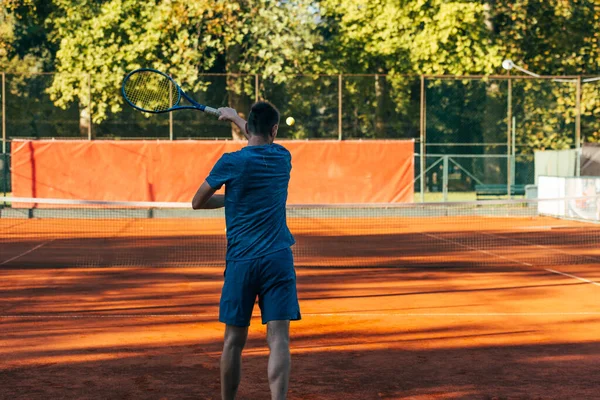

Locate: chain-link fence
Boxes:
[1,72,596,200]
[0,151,10,196]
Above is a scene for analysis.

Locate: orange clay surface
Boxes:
[1,216,600,399]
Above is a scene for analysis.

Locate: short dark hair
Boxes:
[247,101,280,137]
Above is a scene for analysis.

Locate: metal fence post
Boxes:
[507,74,512,198]
[576,75,582,176]
[338,74,342,140]
[442,155,449,202]
[419,75,426,202]
[1,72,5,154]
[512,116,516,185]
[88,74,92,140]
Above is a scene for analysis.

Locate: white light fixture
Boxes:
[502,59,514,71]
[502,59,600,83]
[501,59,540,77]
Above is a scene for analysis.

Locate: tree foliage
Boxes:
[2,0,600,147]
[320,0,501,75]
[0,0,55,72]
[44,0,320,138]
[320,0,600,150]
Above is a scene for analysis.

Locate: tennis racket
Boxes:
[122,68,220,117]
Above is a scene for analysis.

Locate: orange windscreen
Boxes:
[10,139,414,204]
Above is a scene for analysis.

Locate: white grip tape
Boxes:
[204,106,220,117]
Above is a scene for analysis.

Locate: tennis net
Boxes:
[1,196,599,269]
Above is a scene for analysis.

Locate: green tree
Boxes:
[1,1,81,141]
[490,0,600,146]
[317,0,600,188]
[0,0,56,72]
[48,0,321,139]
[320,0,600,148]
[319,0,501,75]
[319,0,502,142]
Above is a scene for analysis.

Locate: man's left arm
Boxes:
[192,181,225,209]
[218,107,248,139]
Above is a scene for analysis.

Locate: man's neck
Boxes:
[247,135,272,146]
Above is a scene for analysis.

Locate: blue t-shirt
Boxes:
[205,143,295,260]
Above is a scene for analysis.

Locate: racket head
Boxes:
[122,69,181,113]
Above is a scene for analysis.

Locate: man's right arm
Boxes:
[192,181,224,209]
[193,154,232,209]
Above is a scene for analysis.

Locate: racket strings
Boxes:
[124,71,179,112]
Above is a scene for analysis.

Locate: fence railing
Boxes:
[2,72,599,199]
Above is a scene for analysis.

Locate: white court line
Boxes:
[546,269,600,287]
[481,232,600,287]
[420,232,533,267]
[0,240,54,266]
[305,312,600,317]
[1,311,600,319]
[422,231,600,288]
[482,231,600,264]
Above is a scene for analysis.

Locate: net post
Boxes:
[576,75,582,176]
[88,73,92,140]
[1,72,5,154]
[338,74,343,140]
[419,75,426,202]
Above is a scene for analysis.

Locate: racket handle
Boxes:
[203,106,221,117]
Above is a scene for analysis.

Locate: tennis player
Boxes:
[192,101,301,400]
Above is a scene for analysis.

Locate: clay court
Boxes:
[2,203,600,399]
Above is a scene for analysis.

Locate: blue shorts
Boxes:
[219,247,301,327]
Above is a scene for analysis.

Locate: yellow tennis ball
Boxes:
[286,117,295,126]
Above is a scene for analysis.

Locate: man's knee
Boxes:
[224,325,248,351]
[267,320,290,349]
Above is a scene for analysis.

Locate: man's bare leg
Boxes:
[266,320,291,400]
[221,324,249,400]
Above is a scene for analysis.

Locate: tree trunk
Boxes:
[226,43,250,140]
[79,107,90,139]
[483,0,495,33]
[374,74,386,138]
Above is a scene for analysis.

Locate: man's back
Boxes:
[206,143,295,260]
[193,102,300,400]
